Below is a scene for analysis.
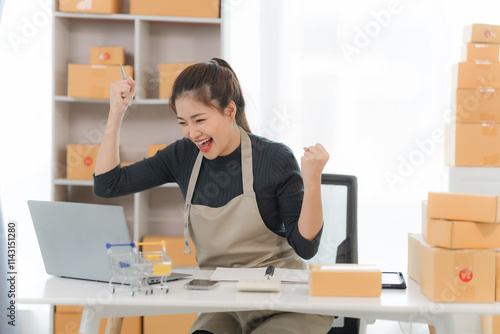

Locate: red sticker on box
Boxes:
[459,268,473,282]
[100,52,111,61]
[84,157,93,167]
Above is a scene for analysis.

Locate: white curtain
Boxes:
[225,0,500,270]
[0,0,5,22]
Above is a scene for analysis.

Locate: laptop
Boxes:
[27,200,191,284]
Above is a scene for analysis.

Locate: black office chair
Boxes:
[305,174,359,334]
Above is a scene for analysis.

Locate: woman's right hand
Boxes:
[109,76,136,116]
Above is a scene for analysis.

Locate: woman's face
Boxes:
[176,96,240,160]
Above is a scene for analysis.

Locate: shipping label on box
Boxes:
[159,63,196,99]
[445,123,500,167]
[67,64,133,99]
[309,263,381,297]
[130,0,220,18]
[462,43,500,62]
[419,244,495,303]
[59,0,122,14]
[90,47,125,66]
[464,24,500,44]
[427,192,500,223]
[453,62,500,90]
[427,219,500,249]
[66,144,100,180]
[454,88,500,123]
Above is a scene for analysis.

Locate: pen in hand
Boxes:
[120,64,126,80]
[265,265,275,280]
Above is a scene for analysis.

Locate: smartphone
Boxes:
[184,279,220,290]
[381,272,407,289]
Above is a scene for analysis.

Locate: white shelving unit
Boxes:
[51,2,225,241]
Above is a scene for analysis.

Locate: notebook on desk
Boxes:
[27,200,191,284]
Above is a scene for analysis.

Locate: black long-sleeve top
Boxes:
[93,132,322,259]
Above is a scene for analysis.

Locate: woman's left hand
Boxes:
[301,143,330,185]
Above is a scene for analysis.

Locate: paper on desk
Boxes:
[210,267,309,283]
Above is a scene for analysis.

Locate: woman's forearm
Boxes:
[95,77,136,176]
[95,112,123,175]
[298,143,329,241]
[297,178,323,241]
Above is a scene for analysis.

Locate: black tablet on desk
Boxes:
[382,272,407,289]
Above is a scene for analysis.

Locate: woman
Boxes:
[93,58,333,333]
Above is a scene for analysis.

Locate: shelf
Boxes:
[54,11,222,25]
[55,96,109,104]
[52,0,224,242]
[54,178,179,188]
[54,96,169,105]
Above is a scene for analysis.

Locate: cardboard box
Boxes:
[66,144,100,180]
[419,243,495,302]
[453,62,500,89]
[462,43,500,62]
[408,233,427,284]
[130,0,220,18]
[54,311,141,334]
[158,63,196,99]
[464,24,500,44]
[59,0,122,14]
[55,305,84,313]
[67,64,134,99]
[309,264,381,297]
[143,314,197,334]
[147,145,168,158]
[141,235,197,267]
[445,123,500,167]
[496,252,500,301]
[90,47,125,66]
[482,315,500,334]
[454,88,500,123]
[426,219,500,249]
[427,192,500,223]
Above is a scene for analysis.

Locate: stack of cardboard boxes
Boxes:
[409,192,500,333]
[68,46,133,100]
[444,23,500,332]
[446,24,500,167]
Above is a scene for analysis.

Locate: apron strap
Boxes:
[183,152,204,254]
[240,128,253,194]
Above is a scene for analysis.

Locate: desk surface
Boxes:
[19,269,500,323]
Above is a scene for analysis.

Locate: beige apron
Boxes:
[184,129,333,334]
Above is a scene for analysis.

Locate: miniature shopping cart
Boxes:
[106,241,172,296]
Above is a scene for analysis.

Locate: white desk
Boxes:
[19,270,500,334]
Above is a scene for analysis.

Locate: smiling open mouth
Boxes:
[196,138,213,152]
